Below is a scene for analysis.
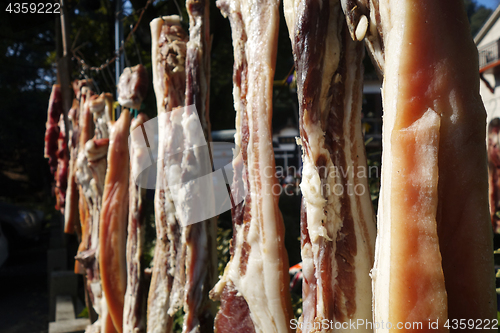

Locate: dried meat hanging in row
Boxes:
[283,0,376,330]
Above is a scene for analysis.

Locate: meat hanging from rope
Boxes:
[64,98,81,235]
[340,0,497,328]
[44,84,69,214]
[148,16,188,333]
[209,0,294,331]
[74,89,120,333]
[100,109,132,333]
[54,113,69,213]
[45,84,63,175]
[180,0,218,330]
[283,0,376,330]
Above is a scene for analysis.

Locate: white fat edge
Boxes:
[300,242,315,326]
[150,17,165,114]
[372,0,405,331]
[217,0,244,149]
[228,1,244,149]
[100,295,110,332]
[282,0,299,38]
[90,281,103,315]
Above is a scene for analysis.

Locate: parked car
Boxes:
[0,202,44,250]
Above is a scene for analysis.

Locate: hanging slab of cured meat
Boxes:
[100,109,131,333]
[148,16,188,333]
[210,0,294,331]
[284,0,376,330]
[123,113,150,333]
[181,0,218,330]
[64,98,81,235]
[45,84,63,174]
[340,0,497,330]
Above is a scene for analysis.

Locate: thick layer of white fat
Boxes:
[90,281,103,315]
[300,242,316,326]
[282,0,299,38]
[151,18,164,114]
[221,0,290,332]
[372,1,405,331]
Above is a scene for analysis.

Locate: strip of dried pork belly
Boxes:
[284,0,376,331]
[100,109,132,333]
[148,16,188,333]
[181,0,218,331]
[123,113,150,333]
[341,0,497,330]
[210,0,294,332]
[65,98,81,235]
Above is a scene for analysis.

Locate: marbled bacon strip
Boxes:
[284,0,376,331]
[210,0,294,332]
[341,0,497,330]
[148,16,188,333]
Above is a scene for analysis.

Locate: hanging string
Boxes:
[72,0,153,73]
[87,69,101,94]
[105,64,115,87]
[99,68,113,93]
[122,40,131,68]
[130,24,143,66]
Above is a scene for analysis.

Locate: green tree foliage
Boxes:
[0,8,56,203]
[463,0,495,36]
